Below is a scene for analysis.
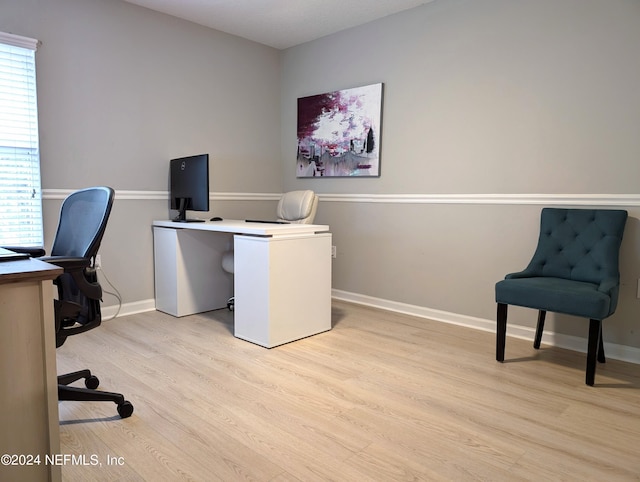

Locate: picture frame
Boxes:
[297,83,383,177]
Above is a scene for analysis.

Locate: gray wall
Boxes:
[281,0,640,351]
[3,0,640,354]
[1,0,283,305]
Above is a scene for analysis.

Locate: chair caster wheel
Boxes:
[117,401,134,418]
[85,375,100,390]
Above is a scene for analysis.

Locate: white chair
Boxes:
[222,190,319,309]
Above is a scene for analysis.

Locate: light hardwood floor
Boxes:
[57,300,640,481]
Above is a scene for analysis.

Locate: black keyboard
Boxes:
[245,219,290,224]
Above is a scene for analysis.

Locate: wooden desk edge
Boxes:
[0,258,63,284]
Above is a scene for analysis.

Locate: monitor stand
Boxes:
[172,199,205,223]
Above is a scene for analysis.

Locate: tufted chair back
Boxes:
[523,208,627,285]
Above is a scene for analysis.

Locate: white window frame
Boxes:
[0,31,43,247]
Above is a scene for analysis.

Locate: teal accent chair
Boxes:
[495,208,627,386]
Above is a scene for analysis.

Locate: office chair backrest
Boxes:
[53,187,114,336]
[525,208,627,286]
[276,190,318,224]
[51,186,115,259]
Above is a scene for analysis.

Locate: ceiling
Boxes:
[122,0,434,50]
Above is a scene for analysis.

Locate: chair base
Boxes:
[58,369,134,418]
[496,303,605,386]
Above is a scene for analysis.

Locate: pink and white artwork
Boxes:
[297,83,383,177]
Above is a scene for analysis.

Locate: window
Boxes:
[0,31,42,247]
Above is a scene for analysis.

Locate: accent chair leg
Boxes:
[597,323,606,363]
[496,303,508,362]
[586,319,601,386]
[533,310,546,349]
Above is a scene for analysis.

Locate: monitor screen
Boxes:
[169,154,209,222]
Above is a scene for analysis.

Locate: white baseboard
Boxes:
[331,289,640,365]
[102,299,156,320]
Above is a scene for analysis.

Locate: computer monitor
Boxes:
[169,154,209,222]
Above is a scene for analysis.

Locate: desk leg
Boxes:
[153,227,233,317]
[234,233,332,347]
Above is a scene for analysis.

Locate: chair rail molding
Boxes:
[316,193,640,206]
[43,191,640,206]
[43,190,281,201]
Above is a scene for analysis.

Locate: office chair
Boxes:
[221,190,319,310]
[11,187,134,418]
[495,208,627,386]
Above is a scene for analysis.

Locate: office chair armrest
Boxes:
[41,256,102,300]
[40,256,91,270]
[1,246,46,257]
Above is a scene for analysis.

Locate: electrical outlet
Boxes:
[331,246,337,258]
[95,254,102,268]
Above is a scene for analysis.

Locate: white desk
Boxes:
[152,220,332,348]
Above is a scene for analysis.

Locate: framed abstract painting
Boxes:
[297,83,383,177]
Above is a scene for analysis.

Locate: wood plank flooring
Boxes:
[57,300,640,481]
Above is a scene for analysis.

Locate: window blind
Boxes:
[0,32,42,247]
